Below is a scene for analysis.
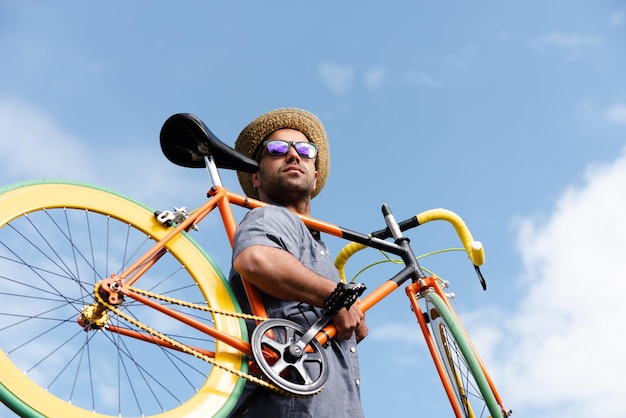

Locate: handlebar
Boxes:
[334,208,485,284]
[416,208,485,266]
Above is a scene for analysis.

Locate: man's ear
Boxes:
[250,172,261,188]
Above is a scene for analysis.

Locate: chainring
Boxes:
[250,318,329,396]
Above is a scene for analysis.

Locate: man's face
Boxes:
[251,128,318,204]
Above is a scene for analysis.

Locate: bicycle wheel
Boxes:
[0,180,247,418]
[425,291,503,418]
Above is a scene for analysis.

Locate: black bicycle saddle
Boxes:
[160,113,258,173]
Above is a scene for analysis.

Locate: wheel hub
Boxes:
[78,302,109,330]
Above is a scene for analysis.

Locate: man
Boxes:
[228,108,367,417]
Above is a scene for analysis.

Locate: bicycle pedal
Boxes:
[324,282,366,313]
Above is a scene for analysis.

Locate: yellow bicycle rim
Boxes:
[0,180,246,418]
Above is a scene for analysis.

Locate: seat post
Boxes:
[204,155,223,187]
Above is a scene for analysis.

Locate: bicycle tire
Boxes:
[425,291,502,418]
[0,180,247,418]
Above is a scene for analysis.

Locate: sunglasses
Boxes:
[260,140,318,159]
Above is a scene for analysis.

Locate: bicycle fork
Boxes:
[407,277,509,418]
[407,279,467,418]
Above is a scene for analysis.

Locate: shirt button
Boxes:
[320,250,326,256]
[350,346,356,353]
[355,379,361,386]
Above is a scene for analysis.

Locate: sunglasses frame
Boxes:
[258,140,318,160]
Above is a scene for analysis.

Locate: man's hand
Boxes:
[355,311,368,343]
[332,305,368,342]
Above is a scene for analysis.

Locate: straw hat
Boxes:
[235,108,330,200]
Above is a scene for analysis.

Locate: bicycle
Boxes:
[0,113,511,417]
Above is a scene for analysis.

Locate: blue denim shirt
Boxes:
[228,205,364,418]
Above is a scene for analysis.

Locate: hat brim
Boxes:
[235,108,329,200]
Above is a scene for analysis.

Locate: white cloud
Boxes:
[531,32,601,61]
[403,69,442,88]
[0,99,94,182]
[317,62,355,96]
[444,44,478,70]
[476,148,626,417]
[605,103,626,124]
[369,322,421,344]
[532,32,601,50]
[318,63,441,94]
[610,11,624,26]
[363,67,385,91]
[0,99,199,209]
[575,100,626,127]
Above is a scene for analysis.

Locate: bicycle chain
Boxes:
[127,285,268,322]
[92,282,307,397]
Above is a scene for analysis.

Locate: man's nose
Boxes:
[285,145,301,161]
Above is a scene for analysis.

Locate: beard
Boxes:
[257,164,316,205]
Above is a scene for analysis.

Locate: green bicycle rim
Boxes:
[425,291,501,417]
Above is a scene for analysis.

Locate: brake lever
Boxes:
[475,265,487,291]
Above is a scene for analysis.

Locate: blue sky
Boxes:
[1,1,626,417]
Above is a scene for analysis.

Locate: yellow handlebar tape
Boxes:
[334,208,485,281]
[416,208,484,266]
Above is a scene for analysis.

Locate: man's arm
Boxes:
[233,244,367,341]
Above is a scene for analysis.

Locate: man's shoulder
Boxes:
[245,205,298,221]
[234,205,306,252]
[237,205,302,235]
